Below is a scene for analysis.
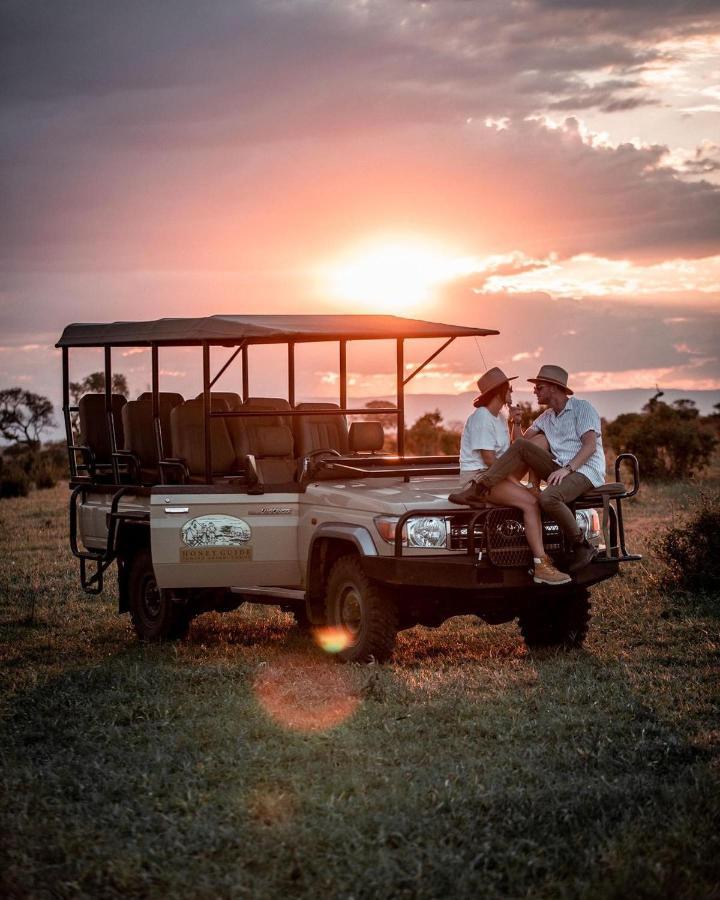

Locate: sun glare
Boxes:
[322,238,472,312]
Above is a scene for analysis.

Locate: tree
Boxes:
[404,409,463,456]
[69,371,129,406]
[0,388,55,449]
[515,400,542,430]
[359,399,398,430]
[605,395,717,480]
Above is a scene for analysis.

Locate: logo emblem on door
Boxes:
[181,515,252,547]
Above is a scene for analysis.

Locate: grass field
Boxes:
[1,476,719,899]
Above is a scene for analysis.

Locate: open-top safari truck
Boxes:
[57,315,640,660]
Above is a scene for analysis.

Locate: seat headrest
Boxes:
[252,424,294,458]
[244,397,291,410]
[294,402,341,413]
[137,391,184,407]
[349,421,384,452]
[194,391,242,410]
[183,396,231,412]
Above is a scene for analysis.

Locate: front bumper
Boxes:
[361,553,620,594]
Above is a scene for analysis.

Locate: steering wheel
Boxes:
[299,448,342,483]
[304,448,342,462]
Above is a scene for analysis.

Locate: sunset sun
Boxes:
[321,239,473,312]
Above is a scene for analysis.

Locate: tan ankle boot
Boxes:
[532,556,572,586]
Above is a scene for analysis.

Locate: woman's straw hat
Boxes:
[473,367,517,407]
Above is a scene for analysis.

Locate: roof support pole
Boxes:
[396,338,405,459]
[288,342,295,407]
[339,340,347,412]
[202,342,212,483]
[105,346,120,484]
[241,344,249,403]
[62,347,77,478]
[151,345,165,480]
[210,341,246,389]
[403,337,455,386]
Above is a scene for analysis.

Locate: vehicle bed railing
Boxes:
[69,485,150,594]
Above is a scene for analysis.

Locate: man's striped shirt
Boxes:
[532,396,606,486]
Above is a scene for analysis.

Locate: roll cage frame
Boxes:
[57,315,498,486]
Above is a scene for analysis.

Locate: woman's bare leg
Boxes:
[485,479,545,559]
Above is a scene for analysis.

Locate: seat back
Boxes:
[132,392,184,457]
[294,402,349,457]
[349,421,384,453]
[251,424,296,483]
[232,397,293,458]
[170,398,237,479]
[78,393,127,466]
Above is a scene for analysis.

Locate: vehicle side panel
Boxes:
[151,490,301,589]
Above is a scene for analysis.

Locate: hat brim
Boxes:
[527,377,573,395]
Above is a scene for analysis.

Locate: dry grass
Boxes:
[1,473,719,899]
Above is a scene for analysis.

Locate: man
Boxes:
[449,364,605,572]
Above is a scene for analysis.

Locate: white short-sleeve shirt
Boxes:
[532,396,606,486]
[459,406,510,473]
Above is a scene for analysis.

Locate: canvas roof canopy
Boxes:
[56,314,498,348]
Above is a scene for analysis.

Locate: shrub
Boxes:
[0,464,30,499]
[34,464,57,490]
[659,495,720,594]
[606,395,717,480]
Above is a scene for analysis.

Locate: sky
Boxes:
[1,0,719,415]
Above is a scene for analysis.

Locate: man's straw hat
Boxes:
[473,367,517,407]
[527,364,574,395]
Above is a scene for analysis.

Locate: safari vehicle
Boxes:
[57,315,640,661]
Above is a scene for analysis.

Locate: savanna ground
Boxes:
[1,470,719,899]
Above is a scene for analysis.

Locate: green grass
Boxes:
[1,479,719,899]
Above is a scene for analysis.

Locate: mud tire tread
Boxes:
[518,587,591,650]
[325,555,398,663]
[128,549,190,642]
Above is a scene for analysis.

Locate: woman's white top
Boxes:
[459,406,510,473]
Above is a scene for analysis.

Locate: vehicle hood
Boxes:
[303,476,464,515]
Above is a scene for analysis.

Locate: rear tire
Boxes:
[324,555,398,663]
[518,586,591,650]
[128,550,190,641]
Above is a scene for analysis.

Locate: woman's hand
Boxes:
[508,404,523,425]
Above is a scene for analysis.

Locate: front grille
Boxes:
[447,508,564,567]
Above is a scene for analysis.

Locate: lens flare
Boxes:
[253,655,359,732]
[314,626,353,654]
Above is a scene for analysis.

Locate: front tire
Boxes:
[324,555,398,663]
[518,587,591,650]
[128,550,191,641]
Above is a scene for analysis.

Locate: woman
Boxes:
[457,367,570,586]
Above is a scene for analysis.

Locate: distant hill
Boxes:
[346,389,720,426]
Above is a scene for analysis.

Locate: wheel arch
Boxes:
[305,524,377,625]
[116,521,151,613]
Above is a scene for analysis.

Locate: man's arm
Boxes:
[546,430,597,485]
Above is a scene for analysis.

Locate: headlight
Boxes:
[374,515,448,549]
[406,516,447,549]
[575,508,600,542]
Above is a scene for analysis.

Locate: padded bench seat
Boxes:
[573,482,628,507]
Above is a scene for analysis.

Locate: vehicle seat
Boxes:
[247,424,296,485]
[170,397,240,482]
[135,392,184,457]
[122,395,183,483]
[349,421,384,454]
[230,397,293,458]
[294,402,349,457]
[78,393,127,476]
